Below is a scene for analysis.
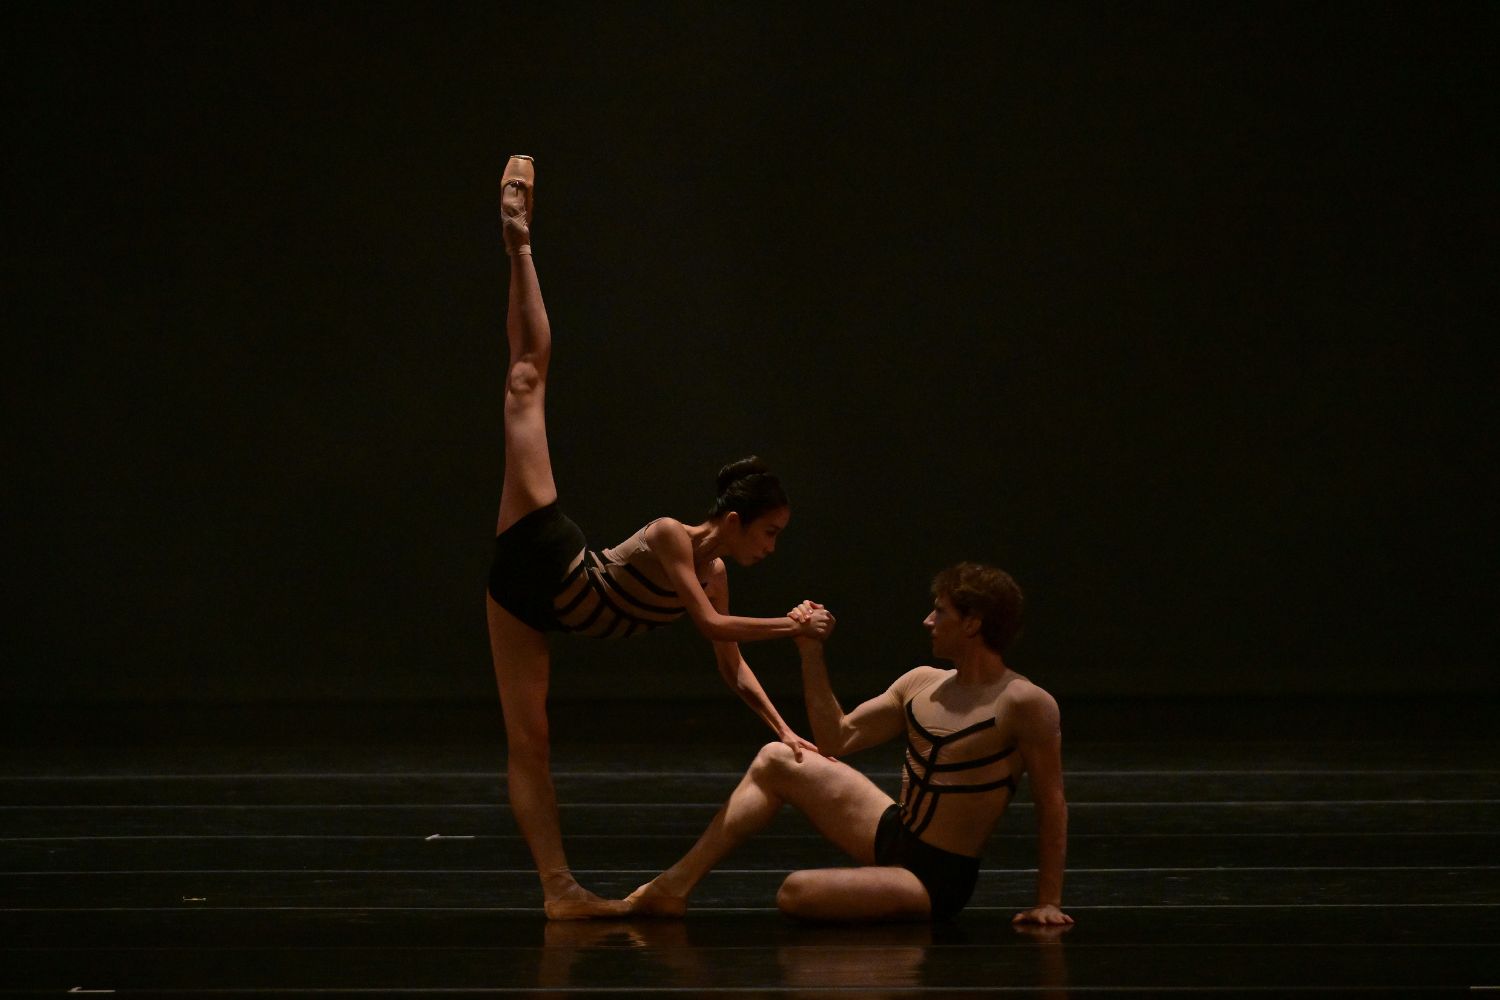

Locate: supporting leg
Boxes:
[488,597,625,918]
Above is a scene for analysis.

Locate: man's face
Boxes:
[923,594,968,660]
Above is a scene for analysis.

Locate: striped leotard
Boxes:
[900,700,1018,837]
[488,504,706,637]
[869,668,1025,919]
[888,669,1023,854]
[551,520,704,638]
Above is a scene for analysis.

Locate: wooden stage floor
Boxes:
[3,698,1497,997]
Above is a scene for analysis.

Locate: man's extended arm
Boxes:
[1013,687,1073,925]
[797,641,847,751]
[793,611,905,757]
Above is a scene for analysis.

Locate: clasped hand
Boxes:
[787,600,835,643]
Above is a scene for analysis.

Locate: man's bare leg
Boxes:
[775,865,931,922]
[624,743,903,916]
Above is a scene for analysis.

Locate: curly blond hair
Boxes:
[932,563,1025,653]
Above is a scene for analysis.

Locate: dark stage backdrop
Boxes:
[4,4,1495,705]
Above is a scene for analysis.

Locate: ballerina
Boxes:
[487,156,830,918]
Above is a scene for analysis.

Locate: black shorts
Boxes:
[487,503,588,633]
[873,804,981,921]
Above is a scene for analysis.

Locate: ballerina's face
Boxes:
[727,506,791,567]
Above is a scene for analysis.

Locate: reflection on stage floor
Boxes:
[3,698,1496,997]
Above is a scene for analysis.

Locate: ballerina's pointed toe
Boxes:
[501,154,536,255]
[502,154,535,213]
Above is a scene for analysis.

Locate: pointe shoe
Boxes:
[502,154,535,214]
[501,154,535,254]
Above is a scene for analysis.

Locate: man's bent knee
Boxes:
[776,871,814,917]
[751,741,797,775]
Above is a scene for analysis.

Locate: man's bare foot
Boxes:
[543,882,630,921]
[622,880,688,918]
[501,154,534,255]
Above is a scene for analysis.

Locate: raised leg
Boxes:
[624,743,900,916]
[496,155,558,535]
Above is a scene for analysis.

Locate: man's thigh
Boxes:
[778,866,931,922]
[773,751,895,863]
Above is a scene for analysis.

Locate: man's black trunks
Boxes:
[873,804,980,920]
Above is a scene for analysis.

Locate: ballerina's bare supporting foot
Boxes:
[543,885,632,921]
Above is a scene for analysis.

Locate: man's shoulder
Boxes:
[888,664,951,698]
[998,676,1059,722]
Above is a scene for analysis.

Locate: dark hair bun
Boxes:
[716,456,771,496]
[708,456,788,524]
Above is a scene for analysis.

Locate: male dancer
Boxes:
[622,563,1072,923]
